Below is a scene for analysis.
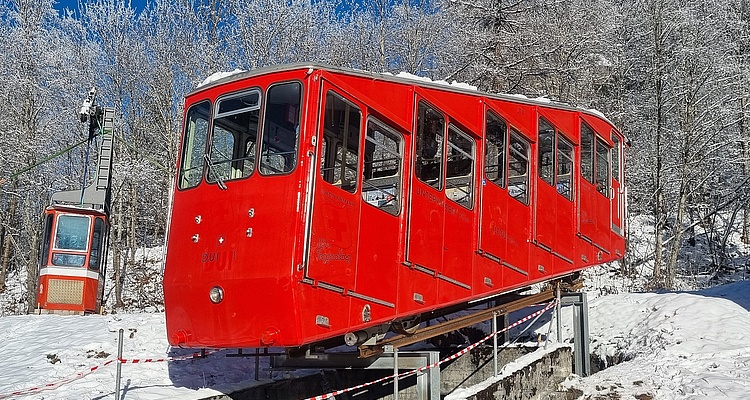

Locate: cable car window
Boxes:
[207,89,261,183]
[52,214,90,267]
[260,82,302,174]
[362,117,403,215]
[89,218,105,270]
[40,213,53,266]
[612,134,621,183]
[557,135,574,200]
[415,101,444,190]
[178,101,210,189]
[320,91,361,192]
[538,117,555,186]
[580,122,595,184]
[508,130,530,204]
[485,111,507,188]
[446,125,475,209]
[596,137,610,197]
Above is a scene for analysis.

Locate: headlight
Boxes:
[209,286,224,304]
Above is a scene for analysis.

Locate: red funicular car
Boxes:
[163,64,626,350]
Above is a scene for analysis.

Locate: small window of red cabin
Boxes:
[446,124,475,209]
[362,117,403,215]
[484,111,507,188]
[415,101,445,190]
[260,82,302,175]
[207,89,261,183]
[538,117,575,201]
[320,91,361,192]
[580,121,611,197]
[508,131,530,204]
[51,214,90,267]
[178,101,210,190]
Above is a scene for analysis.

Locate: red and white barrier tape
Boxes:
[1,302,556,400]
[303,300,558,400]
[0,350,218,399]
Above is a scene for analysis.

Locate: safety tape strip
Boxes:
[0,302,556,400]
[0,350,220,399]
[302,300,558,400]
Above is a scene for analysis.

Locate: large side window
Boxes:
[208,89,261,184]
[362,117,403,215]
[580,122,595,184]
[596,137,610,197]
[538,118,555,186]
[320,91,361,192]
[260,82,302,174]
[508,130,530,204]
[415,101,444,190]
[51,214,90,267]
[446,125,475,209]
[484,111,507,188]
[178,101,210,189]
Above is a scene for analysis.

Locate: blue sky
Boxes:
[54,0,148,14]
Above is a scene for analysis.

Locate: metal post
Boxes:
[115,328,123,400]
[555,284,562,342]
[255,348,260,381]
[393,347,399,400]
[492,311,498,376]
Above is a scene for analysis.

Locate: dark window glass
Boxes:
[557,135,574,200]
[612,134,620,183]
[54,215,90,251]
[260,82,302,174]
[508,130,530,204]
[178,101,210,189]
[580,122,595,184]
[446,125,475,209]
[362,118,403,215]
[207,90,261,183]
[320,91,361,192]
[51,214,91,268]
[415,102,444,190]
[89,218,105,270]
[485,111,507,188]
[538,117,555,186]
[596,137,610,197]
[40,214,53,266]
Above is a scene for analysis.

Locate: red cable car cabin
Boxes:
[163,64,626,349]
[37,205,109,313]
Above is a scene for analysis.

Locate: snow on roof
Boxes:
[197,68,246,88]
[394,71,479,91]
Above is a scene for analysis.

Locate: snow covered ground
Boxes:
[1,278,749,399]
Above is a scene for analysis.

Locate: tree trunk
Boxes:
[24,202,40,313]
[113,187,125,309]
[0,194,17,293]
[741,98,750,244]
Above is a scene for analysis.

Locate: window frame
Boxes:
[178,100,211,190]
[446,123,476,209]
[320,90,362,193]
[206,88,262,184]
[415,101,445,191]
[484,110,508,189]
[508,130,530,205]
[362,116,404,216]
[259,80,304,176]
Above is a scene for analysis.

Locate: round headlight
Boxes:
[209,286,224,304]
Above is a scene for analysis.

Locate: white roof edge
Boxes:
[189,62,621,132]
